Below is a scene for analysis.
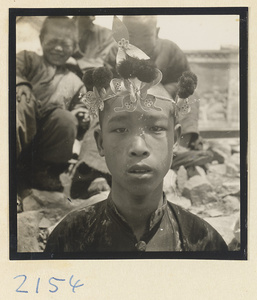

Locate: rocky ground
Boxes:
[17,138,241,252]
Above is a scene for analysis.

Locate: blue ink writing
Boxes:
[13,275,28,293]
[14,275,84,294]
[49,277,65,293]
[36,277,40,293]
[69,275,84,293]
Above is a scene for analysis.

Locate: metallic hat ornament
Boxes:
[80,16,198,118]
[112,15,150,63]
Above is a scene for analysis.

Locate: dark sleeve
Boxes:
[169,202,228,251]
[45,210,86,253]
[16,50,39,87]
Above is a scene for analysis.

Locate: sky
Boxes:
[95,15,240,51]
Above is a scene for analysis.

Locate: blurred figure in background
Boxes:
[70,16,116,75]
[69,16,116,199]
[16,16,88,198]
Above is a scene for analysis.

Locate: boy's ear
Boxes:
[94,128,105,157]
[174,124,181,145]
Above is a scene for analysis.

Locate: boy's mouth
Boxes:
[128,164,152,174]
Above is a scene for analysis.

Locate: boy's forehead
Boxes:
[100,83,175,122]
[103,97,174,123]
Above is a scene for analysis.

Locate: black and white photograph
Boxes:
[10,8,247,259]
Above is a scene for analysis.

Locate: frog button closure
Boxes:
[135,241,147,251]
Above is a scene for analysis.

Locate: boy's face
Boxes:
[95,97,180,196]
[41,24,76,66]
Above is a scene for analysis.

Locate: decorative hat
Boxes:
[80,16,198,118]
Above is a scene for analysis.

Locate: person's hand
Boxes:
[71,106,91,135]
[71,107,90,122]
[16,85,33,103]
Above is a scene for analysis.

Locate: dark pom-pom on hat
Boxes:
[177,71,198,98]
[92,67,113,89]
[135,59,156,83]
[82,67,113,92]
[82,68,95,91]
[117,59,136,79]
[117,57,157,83]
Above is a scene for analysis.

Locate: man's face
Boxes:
[123,18,158,57]
[41,24,76,66]
[95,98,179,196]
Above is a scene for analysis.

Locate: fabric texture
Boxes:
[16,50,87,119]
[45,193,228,252]
[16,50,87,162]
[72,23,116,71]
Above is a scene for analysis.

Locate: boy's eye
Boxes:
[114,128,128,133]
[150,126,166,132]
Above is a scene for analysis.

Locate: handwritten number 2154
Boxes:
[14,275,84,293]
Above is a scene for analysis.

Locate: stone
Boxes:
[226,162,239,176]
[177,166,188,193]
[172,150,213,169]
[208,140,232,157]
[187,165,207,179]
[229,153,240,169]
[210,147,228,164]
[23,189,72,212]
[17,211,44,252]
[232,217,240,243]
[72,191,109,209]
[163,169,177,196]
[219,179,240,197]
[188,205,205,215]
[205,208,223,217]
[231,144,240,154]
[182,175,218,206]
[195,166,206,177]
[39,217,52,229]
[207,140,232,164]
[167,195,191,210]
[208,163,227,175]
[222,195,240,212]
[206,172,224,189]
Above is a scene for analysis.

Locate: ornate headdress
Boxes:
[80,16,198,118]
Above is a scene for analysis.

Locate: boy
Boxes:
[16,17,88,194]
[45,56,227,252]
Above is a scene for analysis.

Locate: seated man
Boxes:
[16,16,88,196]
[45,21,227,252]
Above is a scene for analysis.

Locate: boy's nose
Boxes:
[129,136,150,157]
